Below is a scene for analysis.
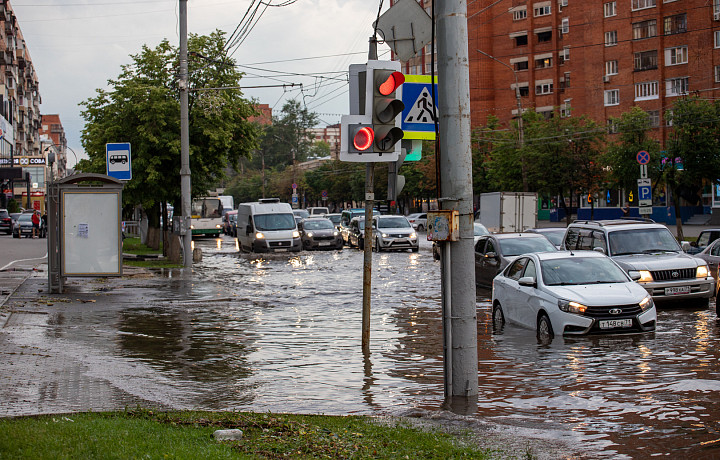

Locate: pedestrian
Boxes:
[621,202,630,217]
[31,210,40,238]
[41,212,47,238]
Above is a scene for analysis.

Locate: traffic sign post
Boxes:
[400,74,438,141]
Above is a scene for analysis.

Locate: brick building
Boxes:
[395,0,720,137]
[308,123,340,160]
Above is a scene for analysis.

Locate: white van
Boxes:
[307,206,329,215]
[236,198,301,253]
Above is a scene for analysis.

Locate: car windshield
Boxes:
[326,215,341,224]
[608,228,681,255]
[254,213,296,231]
[18,214,33,222]
[500,237,557,256]
[474,223,489,236]
[541,257,628,286]
[376,217,411,229]
[541,230,565,246]
[293,210,309,218]
[303,219,334,230]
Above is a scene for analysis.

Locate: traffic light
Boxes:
[368,61,405,155]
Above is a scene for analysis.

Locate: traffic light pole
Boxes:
[179,0,192,268]
[436,0,478,408]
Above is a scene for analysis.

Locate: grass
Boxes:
[122,237,162,255]
[0,409,493,459]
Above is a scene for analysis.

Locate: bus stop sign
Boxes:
[106,143,132,181]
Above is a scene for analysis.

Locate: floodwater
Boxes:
[5,234,720,457]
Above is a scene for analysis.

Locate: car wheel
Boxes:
[692,297,710,308]
[418,224,424,232]
[373,238,379,252]
[537,313,554,342]
[492,302,505,329]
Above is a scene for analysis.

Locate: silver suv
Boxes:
[372,215,419,252]
[561,219,713,307]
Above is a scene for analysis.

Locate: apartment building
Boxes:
[40,114,67,178]
[394,0,720,137]
[308,123,340,160]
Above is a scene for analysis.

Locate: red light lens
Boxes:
[378,71,405,96]
[353,127,374,151]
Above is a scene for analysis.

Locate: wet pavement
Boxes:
[1,235,720,458]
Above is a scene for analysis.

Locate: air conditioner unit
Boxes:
[603,75,610,83]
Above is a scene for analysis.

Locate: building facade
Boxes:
[395,0,720,136]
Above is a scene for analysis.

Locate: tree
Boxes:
[78,31,260,237]
[256,101,319,169]
[665,97,720,241]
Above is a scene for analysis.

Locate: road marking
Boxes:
[1,253,48,272]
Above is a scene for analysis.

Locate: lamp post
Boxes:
[476,49,528,191]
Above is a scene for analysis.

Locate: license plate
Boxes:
[599,319,633,329]
[274,248,288,252]
[665,286,690,295]
[318,242,331,246]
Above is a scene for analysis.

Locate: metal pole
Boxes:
[361,36,378,353]
[437,0,478,405]
[179,0,192,268]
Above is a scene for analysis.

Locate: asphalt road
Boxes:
[0,233,48,271]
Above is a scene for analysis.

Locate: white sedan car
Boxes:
[491,251,656,341]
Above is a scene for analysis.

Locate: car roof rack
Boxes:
[571,217,656,227]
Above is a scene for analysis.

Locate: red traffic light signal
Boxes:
[377,71,405,96]
[371,66,405,154]
[352,125,374,152]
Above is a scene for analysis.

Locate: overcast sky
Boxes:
[12,0,392,167]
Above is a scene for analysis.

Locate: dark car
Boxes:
[298,217,343,250]
[12,213,35,238]
[347,216,367,249]
[0,209,11,234]
[474,233,558,288]
[526,227,567,249]
[687,229,720,255]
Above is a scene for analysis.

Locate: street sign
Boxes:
[292,183,297,189]
[636,150,650,165]
[637,178,652,207]
[400,75,438,140]
[321,190,328,198]
[106,143,132,181]
[373,0,432,62]
[639,206,653,215]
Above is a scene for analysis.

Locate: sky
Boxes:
[12,0,393,168]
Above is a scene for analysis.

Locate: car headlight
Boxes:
[306,232,313,238]
[190,225,195,230]
[410,232,417,239]
[382,233,388,238]
[255,232,265,239]
[697,265,709,278]
[216,224,222,229]
[558,299,588,314]
[639,295,654,311]
[292,231,300,238]
[637,270,653,283]
[333,231,339,236]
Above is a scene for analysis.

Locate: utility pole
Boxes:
[437,0,478,408]
[179,0,192,268]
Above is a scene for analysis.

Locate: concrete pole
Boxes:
[179,0,192,268]
[436,0,479,406]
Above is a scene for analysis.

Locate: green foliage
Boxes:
[253,101,319,169]
[78,31,260,219]
[6,198,20,213]
[0,410,493,459]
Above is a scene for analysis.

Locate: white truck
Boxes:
[477,192,537,233]
[236,198,301,253]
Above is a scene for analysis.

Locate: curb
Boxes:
[0,269,37,329]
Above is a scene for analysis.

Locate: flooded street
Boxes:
[3,234,720,457]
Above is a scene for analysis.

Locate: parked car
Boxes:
[491,251,657,341]
[526,227,566,249]
[406,213,428,232]
[695,239,720,296]
[561,219,713,307]
[223,210,237,236]
[298,217,343,250]
[12,213,35,238]
[9,212,21,232]
[346,216,366,248]
[433,222,492,260]
[0,209,11,234]
[687,228,720,255]
[474,233,558,288]
[372,215,419,252]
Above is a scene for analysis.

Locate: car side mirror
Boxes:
[593,247,605,254]
[682,241,692,252]
[518,276,536,287]
[628,270,641,281]
[485,252,498,259]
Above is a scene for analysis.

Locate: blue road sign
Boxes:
[639,185,651,200]
[636,150,650,165]
[400,75,438,140]
[106,143,132,181]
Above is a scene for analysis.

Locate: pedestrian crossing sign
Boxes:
[400,75,438,140]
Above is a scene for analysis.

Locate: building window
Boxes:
[634,50,658,71]
[604,89,620,106]
[632,0,656,10]
[536,81,554,95]
[666,77,689,96]
[666,109,673,126]
[715,31,720,48]
[518,85,530,97]
[647,110,660,128]
[514,60,529,71]
[560,99,572,118]
[604,1,616,17]
[512,7,527,21]
[608,120,619,134]
[515,34,529,47]
[605,31,618,46]
[535,56,553,69]
[635,81,659,100]
[714,0,720,20]
[537,30,552,43]
[664,13,686,35]
[605,60,618,75]
[561,18,569,35]
[665,46,688,65]
[633,20,657,40]
[534,3,551,16]
[715,65,720,83]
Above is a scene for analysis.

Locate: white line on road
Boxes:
[0,253,48,272]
